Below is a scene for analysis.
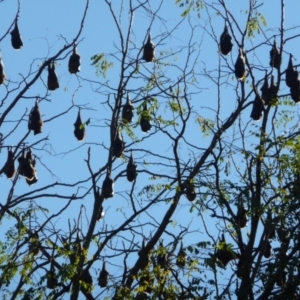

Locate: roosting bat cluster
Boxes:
[219,26,299,122]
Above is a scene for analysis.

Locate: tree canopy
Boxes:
[1,0,300,299]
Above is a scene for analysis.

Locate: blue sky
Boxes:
[1,0,300,298]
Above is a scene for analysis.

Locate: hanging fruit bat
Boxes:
[3,147,16,179]
[292,173,300,199]
[265,210,276,240]
[285,54,298,88]
[47,263,58,289]
[18,149,36,180]
[0,57,5,85]
[74,110,85,141]
[101,173,114,199]
[47,62,59,91]
[81,269,93,292]
[290,79,300,103]
[250,95,264,121]
[68,44,81,74]
[135,292,149,300]
[236,259,245,279]
[215,234,240,267]
[140,102,152,133]
[260,72,270,105]
[185,181,196,201]
[139,271,153,294]
[98,262,109,288]
[269,75,278,104]
[17,149,26,177]
[10,19,23,50]
[143,32,155,62]
[157,241,168,270]
[176,241,186,268]
[219,24,233,55]
[25,148,38,185]
[269,39,281,69]
[122,94,134,123]
[263,239,272,258]
[112,130,125,158]
[276,270,287,287]
[236,203,248,228]
[28,230,40,256]
[277,226,290,244]
[138,240,149,270]
[97,205,105,220]
[126,151,137,182]
[234,48,246,80]
[28,99,43,135]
